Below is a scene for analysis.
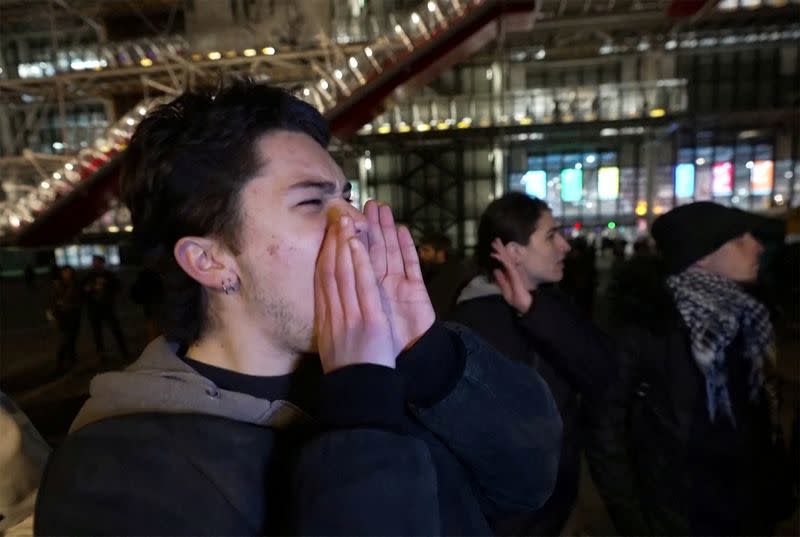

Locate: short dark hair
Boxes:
[121,80,329,346]
[475,192,550,279]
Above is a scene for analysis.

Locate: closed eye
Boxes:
[297,199,323,207]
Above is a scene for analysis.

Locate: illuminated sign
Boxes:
[751,160,774,195]
[598,166,620,200]
[521,170,547,200]
[712,162,733,196]
[675,163,695,198]
[560,168,583,202]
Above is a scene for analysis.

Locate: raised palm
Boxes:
[364,201,435,355]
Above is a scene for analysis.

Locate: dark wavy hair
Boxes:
[474,192,550,280]
[120,80,329,346]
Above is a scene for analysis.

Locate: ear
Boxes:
[173,236,237,292]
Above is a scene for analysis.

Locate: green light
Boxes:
[607,221,617,230]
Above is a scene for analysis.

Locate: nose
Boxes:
[558,235,571,254]
[327,199,368,235]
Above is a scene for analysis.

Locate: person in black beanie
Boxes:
[586,201,795,536]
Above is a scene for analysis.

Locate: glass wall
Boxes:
[2,101,109,157]
[506,138,794,226]
[54,244,120,268]
[672,143,782,210]
[362,79,688,134]
[509,149,630,225]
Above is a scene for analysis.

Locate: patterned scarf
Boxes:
[666,270,775,424]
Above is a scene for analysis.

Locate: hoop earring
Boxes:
[221,278,237,295]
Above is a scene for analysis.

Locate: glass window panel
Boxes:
[654,165,675,214]
[527,155,545,170]
[547,171,563,217]
[715,146,734,162]
[108,245,120,266]
[75,246,90,268]
[754,143,773,160]
[509,172,525,194]
[65,245,79,267]
[773,159,792,205]
[694,147,714,200]
[600,151,617,166]
[733,144,753,208]
[675,163,696,199]
[464,219,477,249]
[620,167,636,215]
[678,147,695,164]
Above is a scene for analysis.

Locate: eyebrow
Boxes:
[289,179,351,195]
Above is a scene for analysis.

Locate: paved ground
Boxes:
[1,269,797,535]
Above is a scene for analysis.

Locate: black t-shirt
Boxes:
[181,354,322,415]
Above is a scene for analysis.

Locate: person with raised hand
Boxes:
[36,80,561,536]
[451,192,617,537]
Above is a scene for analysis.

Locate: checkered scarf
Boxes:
[666,269,775,424]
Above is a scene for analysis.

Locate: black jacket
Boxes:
[586,256,795,536]
[450,281,616,535]
[35,323,562,536]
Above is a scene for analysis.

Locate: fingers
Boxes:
[364,200,387,278]
[349,237,385,322]
[379,204,404,276]
[335,217,359,325]
[491,238,515,270]
[397,225,424,281]
[316,224,342,325]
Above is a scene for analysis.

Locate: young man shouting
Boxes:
[35,81,561,535]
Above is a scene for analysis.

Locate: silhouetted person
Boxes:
[561,236,597,318]
[632,237,653,258]
[51,266,81,373]
[83,255,129,359]
[418,232,472,317]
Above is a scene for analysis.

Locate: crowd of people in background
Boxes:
[421,196,798,536]
[43,254,163,374]
[1,81,797,535]
[12,194,798,536]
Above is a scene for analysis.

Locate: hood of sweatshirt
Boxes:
[69,337,310,433]
[456,275,503,304]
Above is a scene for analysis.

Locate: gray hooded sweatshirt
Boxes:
[70,336,308,433]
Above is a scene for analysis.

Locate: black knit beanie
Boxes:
[651,201,762,274]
